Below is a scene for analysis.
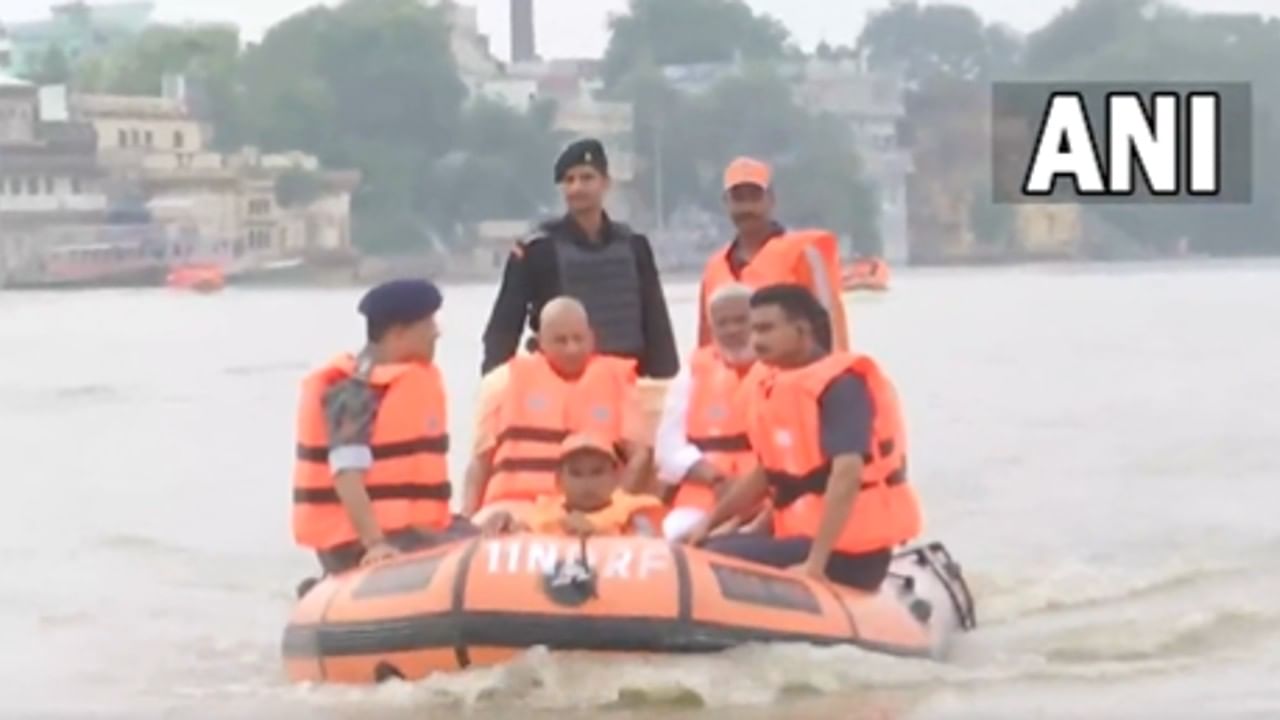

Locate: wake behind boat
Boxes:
[282,535,976,684]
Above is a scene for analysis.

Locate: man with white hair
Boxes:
[656,282,764,540]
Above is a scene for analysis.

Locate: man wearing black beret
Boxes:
[290,279,478,579]
[480,138,679,379]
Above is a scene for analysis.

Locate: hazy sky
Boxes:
[5,0,1280,60]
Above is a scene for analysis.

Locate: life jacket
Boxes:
[550,222,646,359]
[484,353,637,507]
[525,489,665,536]
[669,345,758,512]
[747,352,921,554]
[700,229,849,351]
[292,354,451,551]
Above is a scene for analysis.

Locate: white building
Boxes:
[0,75,107,217]
[43,83,359,265]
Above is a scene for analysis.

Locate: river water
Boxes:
[2,260,1278,719]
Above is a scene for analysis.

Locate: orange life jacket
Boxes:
[292,355,451,551]
[747,352,921,554]
[670,345,758,512]
[699,229,849,351]
[525,489,665,536]
[484,353,637,507]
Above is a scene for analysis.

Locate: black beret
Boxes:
[358,278,443,327]
[554,138,608,182]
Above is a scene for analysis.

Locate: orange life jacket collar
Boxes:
[526,489,664,536]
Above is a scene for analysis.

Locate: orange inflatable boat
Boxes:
[842,257,890,292]
[166,264,225,293]
[282,536,976,684]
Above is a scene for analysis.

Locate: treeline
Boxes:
[40,0,1280,256]
[41,0,879,253]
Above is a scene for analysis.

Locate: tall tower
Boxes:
[510,0,536,63]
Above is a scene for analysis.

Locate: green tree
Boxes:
[602,0,792,90]
[274,170,327,208]
[237,0,467,252]
[603,0,796,223]
[655,67,878,243]
[424,97,563,242]
[857,0,1021,84]
[31,46,72,85]
[1021,0,1152,78]
[774,114,880,248]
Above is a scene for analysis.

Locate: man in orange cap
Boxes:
[697,156,849,352]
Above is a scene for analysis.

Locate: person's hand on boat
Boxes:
[479,511,519,537]
[561,511,596,537]
[788,560,827,583]
[360,541,399,566]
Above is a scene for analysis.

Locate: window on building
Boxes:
[174,131,184,149]
[130,129,141,146]
[8,178,20,195]
[249,198,271,216]
[27,177,38,194]
[118,129,127,147]
[45,177,54,194]
[71,178,82,194]
[248,228,272,249]
[145,130,154,147]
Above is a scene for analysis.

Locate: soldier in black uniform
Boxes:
[480,138,680,379]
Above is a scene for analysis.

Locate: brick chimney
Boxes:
[510,0,536,63]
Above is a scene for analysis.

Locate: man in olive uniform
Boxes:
[480,138,680,379]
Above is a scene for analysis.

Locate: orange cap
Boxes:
[558,433,619,464]
[723,156,772,190]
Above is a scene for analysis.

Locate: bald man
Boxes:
[464,296,653,523]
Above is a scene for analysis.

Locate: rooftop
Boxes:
[71,92,190,119]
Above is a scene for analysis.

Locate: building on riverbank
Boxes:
[63,85,360,267]
[0,72,140,288]
[1,76,361,288]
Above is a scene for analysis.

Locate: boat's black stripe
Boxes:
[281,610,931,661]
[820,581,859,640]
[448,539,482,668]
[314,578,347,682]
[672,544,693,624]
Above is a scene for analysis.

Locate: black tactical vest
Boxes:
[553,227,645,358]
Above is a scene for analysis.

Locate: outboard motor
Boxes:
[914,542,977,631]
